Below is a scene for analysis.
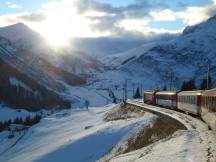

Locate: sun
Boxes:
[28,4,109,48]
[44,31,70,48]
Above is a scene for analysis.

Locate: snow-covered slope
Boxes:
[0,23,45,50]
[0,104,157,162]
[0,103,215,162]
[0,23,103,76]
[0,35,86,90]
[103,15,216,89]
[103,42,157,68]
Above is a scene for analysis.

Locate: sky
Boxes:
[0,0,216,45]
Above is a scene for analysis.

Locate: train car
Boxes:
[177,91,203,115]
[155,91,178,109]
[201,89,216,130]
[144,90,157,105]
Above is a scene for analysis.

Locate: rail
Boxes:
[126,101,208,131]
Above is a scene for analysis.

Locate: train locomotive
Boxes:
[144,89,216,130]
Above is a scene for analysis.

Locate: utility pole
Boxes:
[124,80,128,102]
[169,72,174,91]
[122,87,125,102]
[141,83,143,97]
[207,64,211,90]
[132,83,135,97]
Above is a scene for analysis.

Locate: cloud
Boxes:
[1,0,216,40]
[0,12,46,25]
[149,5,216,26]
[150,9,177,21]
[6,2,23,9]
[177,5,216,25]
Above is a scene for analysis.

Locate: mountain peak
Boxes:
[0,22,41,43]
[182,14,216,35]
[1,22,30,31]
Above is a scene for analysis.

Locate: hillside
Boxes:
[0,23,104,76]
[102,15,216,90]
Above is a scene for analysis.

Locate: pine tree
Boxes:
[181,79,196,91]
[163,85,167,91]
[133,88,141,99]
[181,81,186,91]
[200,79,207,90]
[200,77,212,90]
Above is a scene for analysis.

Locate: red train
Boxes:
[144,89,216,130]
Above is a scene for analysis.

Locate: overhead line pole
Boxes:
[207,64,211,90]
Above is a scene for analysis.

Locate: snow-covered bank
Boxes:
[110,130,216,162]
[0,104,157,162]
[109,101,216,162]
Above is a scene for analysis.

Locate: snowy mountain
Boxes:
[0,35,83,110]
[103,15,216,89]
[0,23,45,50]
[0,23,103,76]
[0,35,86,89]
[71,34,178,57]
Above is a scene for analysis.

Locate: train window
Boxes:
[192,96,195,104]
[192,96,196,105]
[208,97,210,110]
[213,97,216,111]
[206,97,208,108]
[210,97,213,111]
[211,97,214,111]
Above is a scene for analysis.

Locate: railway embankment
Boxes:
[127,101,209,131]
[101,102,187,161]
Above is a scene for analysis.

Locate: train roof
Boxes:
[202,88,216,96]
[156,91,177,95]
[144,90,157,94]
[178,90,204,96]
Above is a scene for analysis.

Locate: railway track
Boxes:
[126,100,209,131]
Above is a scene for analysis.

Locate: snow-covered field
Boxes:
[0,103,215,162]
[0,104,157,162]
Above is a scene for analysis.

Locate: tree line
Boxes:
[180,76,212,91]
[0,115,41,132]
[0,83,71,112]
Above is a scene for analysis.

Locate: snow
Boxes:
[0,104,157,162]
[128,101,208,131]
[0,15,216,162]
[108,101,216,162]
[59,81,111,107]
[110,130,216,162]
[9,77,33,92]
[0,104,35,122]
[0,101,215,162]
[94,14,216,90]
[103,42,157,67]
[0,130,27,156]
